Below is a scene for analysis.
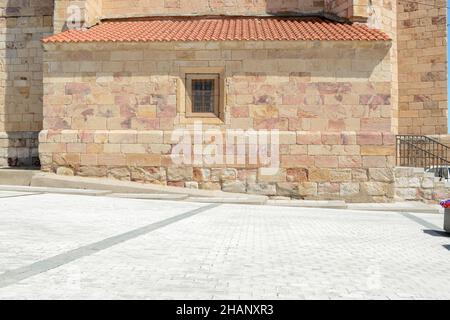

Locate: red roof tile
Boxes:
[43,16,390,43]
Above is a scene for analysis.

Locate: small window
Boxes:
[186,74,220,118]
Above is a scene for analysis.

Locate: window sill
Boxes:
[179,115,224,125]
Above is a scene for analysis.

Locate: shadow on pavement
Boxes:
[423,229,450,238]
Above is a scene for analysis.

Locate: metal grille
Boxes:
[396,135,450,178]
[192,79,215,113]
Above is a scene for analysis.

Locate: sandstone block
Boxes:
[131,167,166,182]
[276,182,299,198]
[318,182,340,195]
[185,181,199,189]
[247,183,277,196]
[222,181,246,193]
[56,167,74,176]
[78,166,107,177]
[421,177,434,189]
[309,168,330,182]
[356,132,382,145]
[193,168,211,182]
[361,146,395,156]
[167,166,193,181]
[395,188,418,200]
[330,169,352,182]
[362,182,389,196]
[258,168,286,182]
[211,168,237,181]
[199,182,222,190]
[298,182,318,197]
[340,183,360,197]
[108,167,131,181]
[286,168,308,182]
[369,168,394,182]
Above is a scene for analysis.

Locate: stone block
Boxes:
[362,182,389,196]
[247,183,277,196]
[137,131,164,144]
[258,168,286,182]
[421,177,434,189]
[108,167,131,181]
[330,169,352,182]
[77,166,107,177]
[222,181,246,193]
[340,183,360,197]
[193,168,211,182]
[395,188,418,200]
[185,181,199,189]
[361,146,395,156]
[298,182,318,197]
[56,167,74,176]
[276,182,299,198]
[131,167,166,182]
[167,166,193,181]
[368,168,394,182]
[318,182,340,195]
[309,168,330,182]
[286,168,308,182]
[199,182,222,190]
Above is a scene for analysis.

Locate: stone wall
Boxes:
[101,0,325,18]
[325,0,368,21]
[0,1,53,166]
[396,0,447,135]
[395,167,450,203]
[325,0,448,135]
[41,40,396,201]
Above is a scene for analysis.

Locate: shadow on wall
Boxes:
[1,0,53,167]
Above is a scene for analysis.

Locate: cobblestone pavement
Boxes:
[0,193,449,300]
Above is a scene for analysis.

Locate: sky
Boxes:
[448,6,449,133]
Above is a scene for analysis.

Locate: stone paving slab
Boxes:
[0,194,206,274]
[0,195,449,300]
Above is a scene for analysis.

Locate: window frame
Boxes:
[185,73,220,118]
[178,67,225,124]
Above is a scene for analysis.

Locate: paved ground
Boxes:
[0,191,449,300]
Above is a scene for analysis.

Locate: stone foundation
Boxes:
[40,129,396,202]
[394,167,450,203]
[0,132,40,167]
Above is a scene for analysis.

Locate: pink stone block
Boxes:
[338,155,362,168]
[297,132,321,145]
[357,132,383,145]
[359,94,391,105]
[328,119,346,131]
[65,83,91,96]
[230,106,249,118]
[286,168,308,182]
[315,156,339,168]
[362,156,387,168]
[360,118,391,132]
[322,132,341,145]
[281,155,315,168]
[382,133,396,145]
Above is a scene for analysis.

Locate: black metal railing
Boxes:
[396,135,450,179]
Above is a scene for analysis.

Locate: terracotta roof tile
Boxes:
[43,16,390,43]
